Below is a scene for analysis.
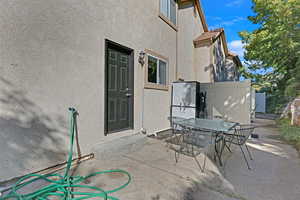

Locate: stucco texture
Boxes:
[194,45,212,83]
[200,80,252,124]
[0,0,182,179]
[177,2,204,81]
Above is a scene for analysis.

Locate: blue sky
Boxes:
[201,0,258,60]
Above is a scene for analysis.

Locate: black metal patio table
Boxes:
[171,117,238,166]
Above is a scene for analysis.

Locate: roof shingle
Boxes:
[193,28,224,46]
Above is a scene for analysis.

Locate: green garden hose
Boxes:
[1,108,131,200]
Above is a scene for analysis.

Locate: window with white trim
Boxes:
[147,55,168,85]
[160,0,177,25]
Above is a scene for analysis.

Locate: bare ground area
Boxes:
[1,118,300,200]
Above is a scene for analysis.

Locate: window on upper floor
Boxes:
[160,0,177,26]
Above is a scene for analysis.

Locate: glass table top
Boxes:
[172,117,237,132]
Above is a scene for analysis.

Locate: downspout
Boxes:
[175,6,179,80]
[141,72,146,134]
[171,6,179,129]
[139,51,146,134]
[209,40,214,83]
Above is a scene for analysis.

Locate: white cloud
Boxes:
[222,17,245,26]
[226,0,243,7]
[209,16,246,29]
[228,40,245,58]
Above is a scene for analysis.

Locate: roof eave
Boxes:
[227,53,243,68]
[193,38,212,47]
[194,0,209,32]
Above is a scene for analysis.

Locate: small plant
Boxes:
[277,118,300,152]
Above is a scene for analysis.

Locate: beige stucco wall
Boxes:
[193,37,227,84]
[0,0,178,179]
[200,80,252,124]
[177,2,204,81]
[194,45,212,83]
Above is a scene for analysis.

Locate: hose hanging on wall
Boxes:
[1,108,131,200]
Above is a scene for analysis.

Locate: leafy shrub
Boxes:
[277,118,300,151]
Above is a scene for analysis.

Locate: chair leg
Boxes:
[213,151,217,162]
[245,143,253,160]
[225,143,232,153]
[224,140,232,153]
[193,152,207,173]
[175,150,179,163]
[202,152,207,173]
[174,131,181,145]
[213,140,217,161]
[214,137,223,166]
[239,145,251,170]
[174,137,181,163]
[220,138,226,158]
[174,131,183,163]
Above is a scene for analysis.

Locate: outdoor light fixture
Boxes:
[138,51,146,66]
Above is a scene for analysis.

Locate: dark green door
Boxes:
[106,42,133,134]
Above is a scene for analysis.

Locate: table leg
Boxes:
[174,126,187,163]
[214,135,223,166]
[219,136,226,165]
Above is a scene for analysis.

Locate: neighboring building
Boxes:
[225,52,242,81]
[0,0,242,179]
[193,28,242,82]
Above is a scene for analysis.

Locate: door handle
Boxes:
[126,93,132,97]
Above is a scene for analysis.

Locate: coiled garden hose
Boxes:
[1,108,131,200]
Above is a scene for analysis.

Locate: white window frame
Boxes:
[147,55,168,85]
[145,50,169,91]
[159,0,177,28]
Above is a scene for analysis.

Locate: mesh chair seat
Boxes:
[168,117,212,172]
[224,124,255,170]
[183,130,213,148]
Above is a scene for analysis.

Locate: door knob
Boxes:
[126,93,132,97]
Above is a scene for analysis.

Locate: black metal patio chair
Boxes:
[223,124,255,170]
[167,117,213,172]
[181,129,213,172]
[167,116,185,144]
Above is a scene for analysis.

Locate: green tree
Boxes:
[240,0,300,105]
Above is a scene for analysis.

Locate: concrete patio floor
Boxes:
[71,135,239,200]
[2,118,300,200]
[222,118,300,200]
[72,118,300,200]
